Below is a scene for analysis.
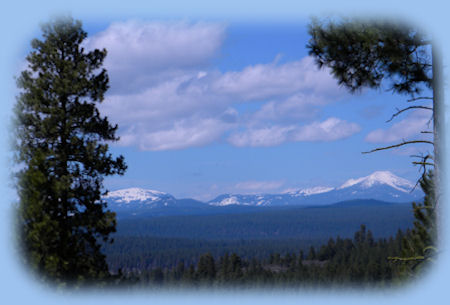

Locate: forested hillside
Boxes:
[109,225,410,287]
[104,200,414,279]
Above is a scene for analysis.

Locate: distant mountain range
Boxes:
[104,171,424,217]
[208,171,423,207]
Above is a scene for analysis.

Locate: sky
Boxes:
[70,19,434,201]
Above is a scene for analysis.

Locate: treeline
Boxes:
[113,225,410,287]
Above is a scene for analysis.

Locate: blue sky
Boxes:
[71,19,434,201]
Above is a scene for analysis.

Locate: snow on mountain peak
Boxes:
[104,187,168,203]
[289,186,334,196]
[210,195,255,206]
[338,171,414,192]
[216,196,239,206]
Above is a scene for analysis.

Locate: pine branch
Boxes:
[388,256,424,262]
[386,106,432,122]
[423,246,438,254]
[362,140,434,154]
[413,206,434,211]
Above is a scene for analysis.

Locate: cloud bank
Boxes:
[86,21,359,151]
[228,118,361,147]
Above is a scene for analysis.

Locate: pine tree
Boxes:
[397,171,436,274]
[217,253,231,283]
[229,253,243,281]
[307,18,442,277]
[307,246,316,260]
[174,261,185,281]
[13,17,126,284]
[197,253,216,282]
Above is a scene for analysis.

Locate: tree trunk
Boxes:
[432,43,444,243]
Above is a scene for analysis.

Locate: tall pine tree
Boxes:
[13,17,126,285]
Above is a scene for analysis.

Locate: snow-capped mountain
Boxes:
[208,171,423,207]
[103,187,210,218]
[286,186,335,197]
[104,187,177,208]
[208,194,288,207]
[337,171,414,192]
[104,171,424,216]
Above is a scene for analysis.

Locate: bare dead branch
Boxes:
[410,154,434,161]
[411,154,433,191]
[412,161,434,166]
[362,140,434,154]
[407,97,433,102]
[386,106,432,122]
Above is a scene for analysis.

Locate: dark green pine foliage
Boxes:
[307,19,431,94]
[307,246,316,260]
[217,253,231,283]
[13,17,126,284]
[197,253,216,282]
[230,253,244,280]
[398,171,436,274]
[106,225,409,287]
[307,18,439,277]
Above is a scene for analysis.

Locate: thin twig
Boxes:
[386,106,432,122]
[362,140,434,154]
[411,154,433,191]
[407,97,433,102]
[410,154,433,160]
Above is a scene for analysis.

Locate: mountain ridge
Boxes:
[104,171,423,216]
[207,171,422,207]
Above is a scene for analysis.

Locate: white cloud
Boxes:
[251,93,325,123]
[292,117,361,142]
[101,77,229,125]
[228,125,294,147]
[85,20,225,93]
[365,109,432,143]
[228,118,360,147]
[117,115,236,151]
[211,56,342,101]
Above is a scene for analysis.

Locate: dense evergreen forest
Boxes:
[107,225,412,288]
[104,201,414,274]
[101,200,418,287]
[115,202,413,239]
